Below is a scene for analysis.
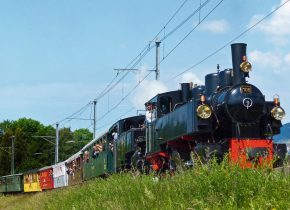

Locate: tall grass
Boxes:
[0,160,290,210]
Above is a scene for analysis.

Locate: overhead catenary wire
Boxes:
[66,118,92,121]
[60,103,93,126]
[54,0,194,127]
[93,0,192,102]
[96,107,135,131]
[117,0,215,84]
[51,0,200,127]
[127,0,190,65]
[168,0,290,81]
[93,0,224,125]
[50,102,92,126]
[160,0,224,66]
[50,0,221,127]
[57,68,150,129]
[85,122,94,130]
[161,0,212,42]
[96,71,153,122]
[54,0,290,132]
[54,74,122,127]
[121,0,212,78]
[162,0,189,31]
[94,73,120,101]
[95,0,217,100]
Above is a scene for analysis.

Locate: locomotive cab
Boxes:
[145,90,182,119]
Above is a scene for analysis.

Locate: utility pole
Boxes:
[11,136,15,175]
[55,123,59,164]
[155,38,161,80]
[93,100,97,139]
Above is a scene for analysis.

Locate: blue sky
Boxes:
[0,0,289,134]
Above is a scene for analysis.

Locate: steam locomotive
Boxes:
[0,43,287,194]
[138,43,287,171]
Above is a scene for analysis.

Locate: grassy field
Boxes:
[0,161,290,210]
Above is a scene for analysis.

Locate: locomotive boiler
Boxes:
[143,43,286,170]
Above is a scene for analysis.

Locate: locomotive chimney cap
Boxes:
[231,43,247,46]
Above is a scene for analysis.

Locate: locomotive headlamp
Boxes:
[196,104,212,119]
[271,106,286,121]
[240,56,252,73]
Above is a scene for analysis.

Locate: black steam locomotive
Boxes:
[132,43,287,170]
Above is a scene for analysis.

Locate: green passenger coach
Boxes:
[0,174,23,193]
[82,132,114,180]
[5,174,23,192]
[82,115,145,179]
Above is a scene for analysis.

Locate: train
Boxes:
[0,43,287,193]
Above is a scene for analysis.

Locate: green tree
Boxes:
[0,118,93,176]
[58,127,92,161]
[0,118,55,175]
[73,128,93,142]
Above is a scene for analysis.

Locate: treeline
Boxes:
[0,118,92,176]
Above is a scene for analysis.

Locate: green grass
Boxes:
[1,161,290,210]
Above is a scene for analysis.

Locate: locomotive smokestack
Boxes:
[181,83,191,103]
[231,43,247,85]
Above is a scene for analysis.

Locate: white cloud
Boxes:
[131,68,203,108]
[248,0,290,44]
[200,19,229,33]
[284,53,290,64]
[131,66,168,108]
[180,72,203,85]
[249,50,282,69]
[249,50,290,72]
[267,36,289,46]
[132,79,168,108]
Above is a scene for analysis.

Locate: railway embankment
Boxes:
[1,161,290,210]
